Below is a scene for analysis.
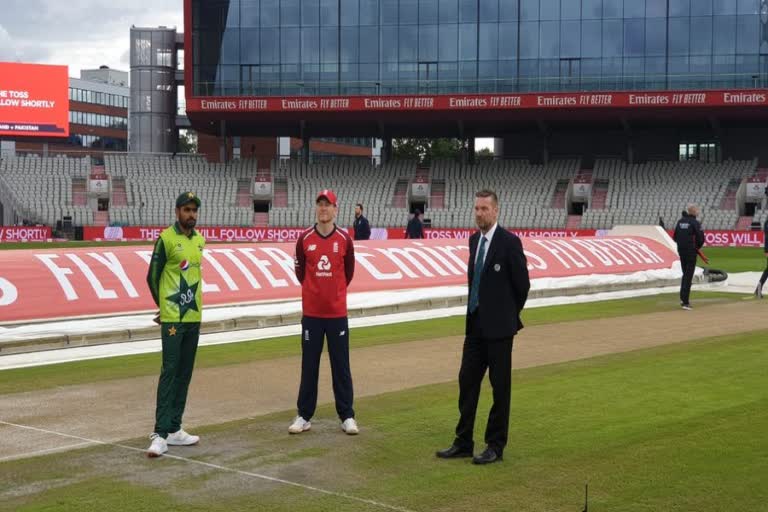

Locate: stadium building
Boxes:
[2,0,768,238]
[4,66,129,157]
[183,0,768,164]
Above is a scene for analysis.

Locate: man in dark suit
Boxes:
[436,189,530,465]
[405,209,424,239]
[353,203,371,241]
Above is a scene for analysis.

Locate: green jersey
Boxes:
[146,222,206,323]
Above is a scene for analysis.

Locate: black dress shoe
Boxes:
[436,445,473,459]
[472,447,502,465]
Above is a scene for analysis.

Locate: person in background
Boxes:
[673,204,705,310]
[755,216,768,298]
[353,203,371,240]
[405,209,424,239]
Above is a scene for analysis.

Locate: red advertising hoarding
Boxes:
[186,90,768,114]
[84,225,764,247]
[0,237,678,323]
[702,230,764,248]
[0,226,52,242]
[83,226,600,243]
[0,62,69,138]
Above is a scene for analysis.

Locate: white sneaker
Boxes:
[341,418,359,435]
[146,433,167,458]
[288,416,311,434]
[167,428,200,446]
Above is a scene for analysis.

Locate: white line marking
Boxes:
[0,441,95,463]
[0,420,416,512]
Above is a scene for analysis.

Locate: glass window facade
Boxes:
[69,88,130,109]
[191,0,768,96]
[69,111,129,130]
[65,134,128,151]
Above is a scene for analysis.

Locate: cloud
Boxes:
[0,23,53,63]
[0,0,183,73]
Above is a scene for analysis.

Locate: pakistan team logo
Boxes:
[166,274,199,319]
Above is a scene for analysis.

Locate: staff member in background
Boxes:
[755,216,768,298]
[289,189,359,435]
[673,204,705,310]
[405,209,424,239]
[353,203,371,240]
[146,192,206,458]
[436,189,530,465]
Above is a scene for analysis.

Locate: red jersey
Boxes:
[294,225,355,318]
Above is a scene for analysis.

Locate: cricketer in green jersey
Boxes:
[146,191,206,458]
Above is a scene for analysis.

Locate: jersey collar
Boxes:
[313,223,337,239]
[173,221,197,238]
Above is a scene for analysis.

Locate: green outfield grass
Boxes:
[702,246,765,273]
[0,291,744,396]
[2,329,765,512]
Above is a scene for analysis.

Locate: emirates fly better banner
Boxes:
[0,62,69,137]
[0,237,678,323]
[187,89,768,114]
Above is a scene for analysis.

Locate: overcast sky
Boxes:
[0,0,183,76]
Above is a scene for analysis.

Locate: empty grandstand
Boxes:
[1,151,764,234]
[580,159,757,230]
[0,154,93,228]
[105,153,255,227]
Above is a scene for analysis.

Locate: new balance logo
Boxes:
[308,244,317,252]
[340,331,346,336]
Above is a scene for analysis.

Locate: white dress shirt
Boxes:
[474,222,498,268]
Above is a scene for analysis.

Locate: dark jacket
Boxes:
[673,212,704,255]
[353,214,371,240]
[405,216,424,239]
[764,218,768,252]
[466,227,530,339]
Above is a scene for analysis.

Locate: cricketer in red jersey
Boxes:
[288,189,360,435]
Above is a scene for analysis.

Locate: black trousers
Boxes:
[679,253,697,305]
[760,256,768,285]
[297,316,355,421]
[454,313,514,455]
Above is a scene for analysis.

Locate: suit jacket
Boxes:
[353,215,371,240]
[466,227,530,339]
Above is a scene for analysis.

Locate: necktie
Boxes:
[468,236,487,313]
